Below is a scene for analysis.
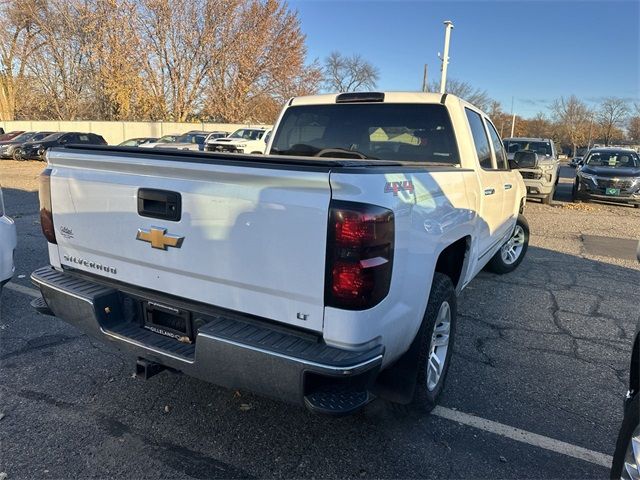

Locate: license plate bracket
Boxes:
[143,301,193,342]
[605,187,620,196]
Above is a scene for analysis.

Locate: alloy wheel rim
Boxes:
[621,425,640,480]
[426,301,451,391]
[501,225,525,265]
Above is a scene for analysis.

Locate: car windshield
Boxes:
[271,103,460,164]
[229,129,265,140]
[32,132,55,141]
[585,152,640,168]
[175,134,206,144]
[9,132,36,142]
[40,132,65,142]
[504,140,553,156]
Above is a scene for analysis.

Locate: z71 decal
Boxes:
[384,180,415,196]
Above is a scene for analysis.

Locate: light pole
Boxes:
[510,97,516,138]
[439,20,454,94]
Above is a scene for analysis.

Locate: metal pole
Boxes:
[439,21,454,94]
[422,64,428,92]
[586,115,593,149]
[510,97,516,137]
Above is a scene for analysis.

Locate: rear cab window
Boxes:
[271,103,460,164]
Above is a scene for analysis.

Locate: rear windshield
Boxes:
[585,152,639,168]
[504,140,553,156]
[270,103,460,164]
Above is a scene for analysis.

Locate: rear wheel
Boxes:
[410,273,457,413]
[12,148,23,161]
[486,214,529,274]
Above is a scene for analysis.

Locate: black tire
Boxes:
[486,214,529,274]
[410,273,457,413]
[12,148,23,161]
[634,204,639,209]
[571,183,581,203]
[610,393,639,479]
[542,186,554,205]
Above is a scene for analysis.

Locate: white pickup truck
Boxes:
[31,92,528,415]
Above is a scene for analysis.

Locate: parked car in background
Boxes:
[119,137,158,147]
[203,131,229,145]
[0,186,18,303]
[14,132,107,161]
[569,155,584,168]
[0,131,56,160]
[572,148,640,208]
[206,127,271,154]
[154,132,210,151]
[0,130,25,142]
[504,137,559,204]
[138,134,180,149]
[611,330,639,479]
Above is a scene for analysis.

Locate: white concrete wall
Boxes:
[0,121,272,145]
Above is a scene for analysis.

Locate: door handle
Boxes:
[504,184,513,190]
[484,188,495,196]
[138,188,182,221]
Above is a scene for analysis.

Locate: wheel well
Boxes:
[435,236,470,290]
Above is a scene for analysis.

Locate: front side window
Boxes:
[486,120,508,169]
[271,103,460,164]
[465,108,492,169]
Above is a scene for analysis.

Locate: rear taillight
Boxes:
[326,201,394,310]
[39,168,56,244]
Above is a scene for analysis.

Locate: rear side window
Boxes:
[465,109,492,169]
[271,103,460,164]
[486,120,508,170]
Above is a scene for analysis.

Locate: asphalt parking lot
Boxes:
[1,160,639,479]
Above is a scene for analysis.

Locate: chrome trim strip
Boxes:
[198,332,383,373]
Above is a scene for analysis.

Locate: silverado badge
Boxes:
[136,227,184,250]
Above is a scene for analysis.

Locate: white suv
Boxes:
[0,187,17,296]
[205,128,271,154]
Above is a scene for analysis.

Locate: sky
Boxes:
[290,0,640,118]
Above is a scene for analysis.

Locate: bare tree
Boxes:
[429,78,492,111]
[551,95,591,156]
[323,51,379,92]
[0,0,40,120]
[596,97,629,146]
[205,0,322,123]
[627,116,640,143]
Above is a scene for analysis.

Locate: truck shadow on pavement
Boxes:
[1,243,639,478]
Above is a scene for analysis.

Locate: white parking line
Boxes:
[0,280,616,469]
[433,406,613,468]
[4,282,40,298]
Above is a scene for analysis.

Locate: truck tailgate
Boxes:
[47,148,331,332]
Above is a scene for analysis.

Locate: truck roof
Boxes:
[503,137,554,142]
[289,91,450,106]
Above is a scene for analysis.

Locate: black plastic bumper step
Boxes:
[304,385,371,416]
[31,296,53,316]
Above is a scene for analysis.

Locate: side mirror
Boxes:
[264,132,271,144]
[512,150,538,169]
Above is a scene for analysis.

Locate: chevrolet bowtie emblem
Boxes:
[136,227,184,250]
